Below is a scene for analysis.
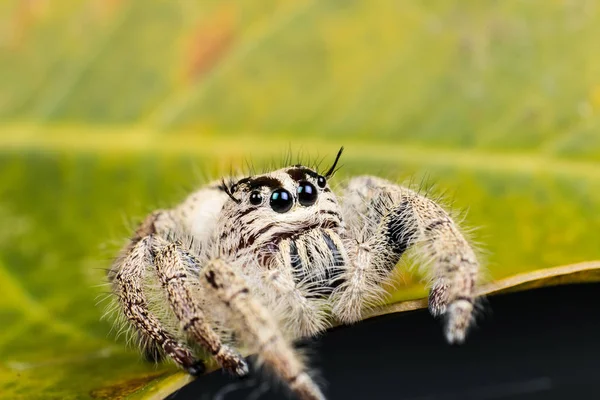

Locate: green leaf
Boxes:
[2,1,600,398]
[2,1,600,162]
[1,137,599,399]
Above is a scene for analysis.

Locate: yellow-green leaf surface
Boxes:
[1,1,600,399]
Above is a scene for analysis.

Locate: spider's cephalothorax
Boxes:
[108,148,481,400]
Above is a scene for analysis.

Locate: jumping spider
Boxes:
[108,148,480,400]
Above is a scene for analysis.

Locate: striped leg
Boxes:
[395,193,478,343]
[154,240,248,376]
[201,259,325,400]
[112,236,204,375]
[337,176,480,343]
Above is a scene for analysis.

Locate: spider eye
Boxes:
[249,191,262,205]
[297,181,318,206]
[317,176,327,188]
[270,189,293,213]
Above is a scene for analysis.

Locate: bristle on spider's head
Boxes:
[219,178,241,204]
[323,146,344,178]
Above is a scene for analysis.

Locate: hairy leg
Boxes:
[201,259,325,400]
[153,239,248,376]
[335,176,480,343]
[111,233,204,374]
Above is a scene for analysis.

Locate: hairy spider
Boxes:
[108,148,480,400]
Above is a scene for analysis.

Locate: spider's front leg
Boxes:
[200,259,325,400]
[334,176,480,344]
[110,211,247,376]
[152,238,249,376]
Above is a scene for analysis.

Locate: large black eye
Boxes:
[270,189,293,213]
[249,191,262,205]
[297,181,318,206]
[317,175,327,188]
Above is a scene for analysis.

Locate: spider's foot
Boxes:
[231,360,250,378]
[222,358,249,378]
[428,282,448,317]
[186,359,207,376]
[219,348,249,378]
[443,298,473,345]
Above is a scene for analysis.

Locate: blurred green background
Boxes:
[1,1,600,399]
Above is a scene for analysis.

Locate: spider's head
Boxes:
[218,148,344,246]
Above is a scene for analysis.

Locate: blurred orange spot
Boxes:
[89,0,124,21]
[6,0,49,48]
[184,4,237,83]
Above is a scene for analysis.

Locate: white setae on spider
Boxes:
[108,148,480,400]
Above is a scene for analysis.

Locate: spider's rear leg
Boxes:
[201,259,325,400]
[339,176,480,344]
[420,217,479,343]
[153,240,248,377]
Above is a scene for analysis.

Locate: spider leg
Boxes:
[335,176,480,344]
[153,239,248,376]
[112,234,204,375]
[201,258,325,400]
